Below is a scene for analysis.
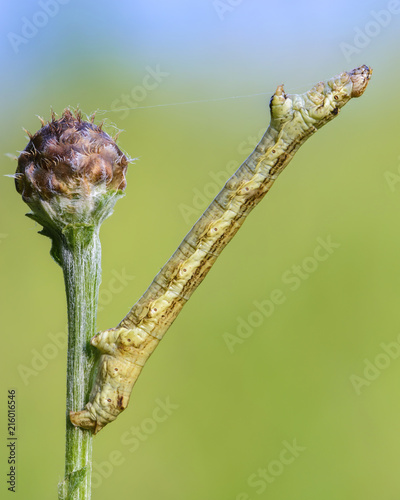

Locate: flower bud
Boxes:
[15,109,129,236]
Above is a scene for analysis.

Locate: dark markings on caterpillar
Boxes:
[69,66,372,434]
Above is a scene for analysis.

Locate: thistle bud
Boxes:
[15,109,129,247]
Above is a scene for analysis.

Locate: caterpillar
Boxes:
[70,65,372,434]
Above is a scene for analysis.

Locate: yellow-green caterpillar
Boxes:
[70,66,372,434]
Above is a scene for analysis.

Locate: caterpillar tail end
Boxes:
[69,409,104,435]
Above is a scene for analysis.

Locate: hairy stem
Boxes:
[58,226,101,500]
[14,108,129,497]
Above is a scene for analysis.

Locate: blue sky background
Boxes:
[1,0,396,123]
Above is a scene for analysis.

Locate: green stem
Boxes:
[58,225,101,500]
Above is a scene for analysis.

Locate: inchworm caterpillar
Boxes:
[70,65,372,434]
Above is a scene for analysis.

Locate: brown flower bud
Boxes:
[15,109,129,232]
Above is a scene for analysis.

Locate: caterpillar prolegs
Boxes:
[70,66,372,434]
[70,326,159,434]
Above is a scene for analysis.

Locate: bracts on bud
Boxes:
[15,109,130,261]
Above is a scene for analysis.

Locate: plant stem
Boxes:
[58,225,101,500]
[14,109,128,498]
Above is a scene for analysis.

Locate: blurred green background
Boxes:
[1,0,400,498]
